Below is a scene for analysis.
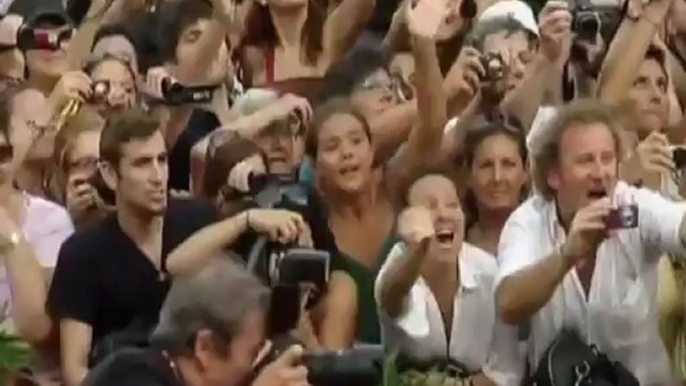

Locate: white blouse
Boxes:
[0,194,74,333]
[375,242,499,372]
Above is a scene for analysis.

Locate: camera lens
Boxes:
[574,12,599,42]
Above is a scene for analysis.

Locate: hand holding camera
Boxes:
[227,154,268,193]
[49,71,93,108]
[247,209,308,245]
[66,174,100,218]
[562,196,613,264]
[252,344,310,386]
[443,46,485,101]
[398,206,435,248]
[621,131,674,189]
[539,1,573,64]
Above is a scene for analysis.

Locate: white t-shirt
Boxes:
[0,194,74,333]
[488,182,685,386]
[375,242,499,371]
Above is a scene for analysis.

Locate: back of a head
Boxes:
[151,255,270,356]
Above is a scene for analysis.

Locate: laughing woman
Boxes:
[375,170,497,386]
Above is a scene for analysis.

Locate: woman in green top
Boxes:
[304,1,451,341]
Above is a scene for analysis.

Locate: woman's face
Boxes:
[315,113,374,194]
[408,174,464,261]
[350,69,399,117]
[482,30,535,94]
[92,35,139,75]
[90,59,137,117]
[66,130,100,180]
[628,57,669,137]
[468,133,527,213]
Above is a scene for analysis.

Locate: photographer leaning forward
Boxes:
[83,255,310,386]
[485,100,686,386]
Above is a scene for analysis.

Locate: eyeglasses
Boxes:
[356,73,413,102]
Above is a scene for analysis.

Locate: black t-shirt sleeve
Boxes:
[83,349,180,386]
[47,235,98,324]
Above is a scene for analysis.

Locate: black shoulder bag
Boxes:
[531,330,639,386]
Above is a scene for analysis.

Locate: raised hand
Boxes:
[621,130,674,189]
[406,0,449,39]
[398,206,435,247]
[538,1,573,65]
[443,46,485,101]
[226,154,267,193]
[0,14,22,47]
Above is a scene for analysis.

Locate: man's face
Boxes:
[482,29,535,95]
[254,122,304,176]
[201,310,267,386]
[109,131,168,216]
[172,19,230,85]
[24,23,72,79]
[548,122,618,215]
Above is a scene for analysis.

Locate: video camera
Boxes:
[144,78,219,106]
[568,0,601,43]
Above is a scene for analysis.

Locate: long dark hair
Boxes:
[462,116,527,229]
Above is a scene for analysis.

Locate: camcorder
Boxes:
[86,170,115,207]
[253,335,385,386]
[569,0,601,43]
[146,78,219,106]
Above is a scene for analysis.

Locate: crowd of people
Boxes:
[1,0,686,384]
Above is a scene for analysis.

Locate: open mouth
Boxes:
[340,165,360,176]
[435,230,455,245]
[588,189,607,199]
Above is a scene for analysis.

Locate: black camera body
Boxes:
[159,78,217,106]
[254,335,385,386]
[479,52,508,107]
[569,0,601,42]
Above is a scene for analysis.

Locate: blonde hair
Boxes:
[532,99,623,200]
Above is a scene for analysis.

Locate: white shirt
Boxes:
[0,194,74,333]
[488,182,685,386]
[375,242,499,371]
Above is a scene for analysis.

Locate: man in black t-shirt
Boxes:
[83,257,309,386]
[48,110,217,386]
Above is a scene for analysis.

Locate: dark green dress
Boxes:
[334,234,398,344]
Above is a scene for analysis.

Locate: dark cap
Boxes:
[9,0,72,27]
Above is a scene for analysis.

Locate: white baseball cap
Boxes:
[479,0,539,37]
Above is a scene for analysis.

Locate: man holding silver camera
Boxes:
[83,255,310,386]
[486,100,686,386]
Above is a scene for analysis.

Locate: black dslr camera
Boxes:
[569,0,601,42]
[244,174,329,331]
[254,335,385,386]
